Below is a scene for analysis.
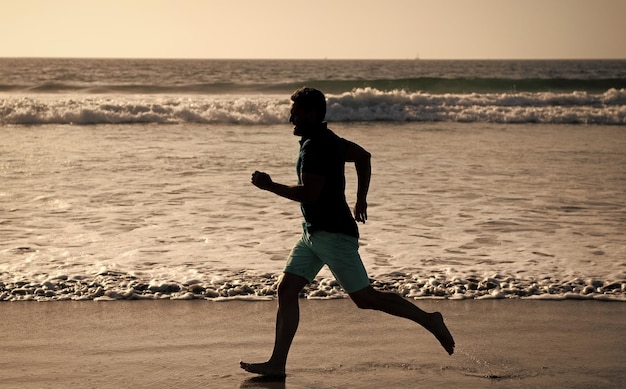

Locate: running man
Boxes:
[241,87,454,378]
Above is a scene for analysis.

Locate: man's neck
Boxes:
[297,122,327,138]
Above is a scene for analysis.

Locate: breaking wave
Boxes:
[2,88,625,125]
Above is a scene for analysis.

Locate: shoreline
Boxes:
[1,299,624,388]
[2,271,625,302]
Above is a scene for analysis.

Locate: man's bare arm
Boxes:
[251,171,324,204]
[345,140,371,223]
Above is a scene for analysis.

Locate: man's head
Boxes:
[289,87,326,136]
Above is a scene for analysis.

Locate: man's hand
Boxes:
[251,171,273,190]
[354,199,368,223]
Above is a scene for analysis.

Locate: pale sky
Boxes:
[1,0,625,59]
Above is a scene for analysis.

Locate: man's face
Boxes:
[289,102,317,136]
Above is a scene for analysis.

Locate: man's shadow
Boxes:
[240,375,286,389]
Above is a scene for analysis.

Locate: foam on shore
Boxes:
[1,270,624,302]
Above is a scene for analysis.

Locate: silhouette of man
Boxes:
[241,87,454,378]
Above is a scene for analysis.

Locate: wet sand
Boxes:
[0,299,624,388]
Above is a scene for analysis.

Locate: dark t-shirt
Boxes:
[297,126,359,238]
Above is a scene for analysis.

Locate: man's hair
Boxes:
[290,87,326,121]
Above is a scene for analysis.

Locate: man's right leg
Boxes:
[240,272,309,377]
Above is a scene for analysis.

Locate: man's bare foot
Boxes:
[240,361,286,378]
[426,312,455,355]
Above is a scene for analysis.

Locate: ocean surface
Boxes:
[1,58,625,301]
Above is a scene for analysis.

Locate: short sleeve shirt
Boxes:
[297,126,359,238]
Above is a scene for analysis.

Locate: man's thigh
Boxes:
[284,237,325,283]
[309,231,370,293]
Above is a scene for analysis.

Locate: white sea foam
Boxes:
[0,95,291,125]
[327,88,626,124]
[1,88,625,125]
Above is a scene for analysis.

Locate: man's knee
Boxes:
[277,272,308,298]
[349,286,378,310]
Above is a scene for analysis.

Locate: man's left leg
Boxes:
[314,231,456,355]
[349,286,455,355]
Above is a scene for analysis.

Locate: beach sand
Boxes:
[1,299,624,388]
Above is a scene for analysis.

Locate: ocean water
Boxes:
[1,59,625,302]
[2,58,626,125]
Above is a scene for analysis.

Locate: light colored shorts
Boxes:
[284,224,370,293]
